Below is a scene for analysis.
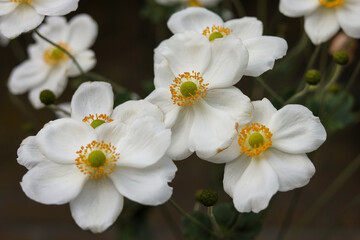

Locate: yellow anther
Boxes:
[43,42,70,66]
[319,0,343,8]
[187,0,203,7]
[202,25,232,41]
[238,123,273,157]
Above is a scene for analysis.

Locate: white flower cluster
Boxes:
[8,2,343,234]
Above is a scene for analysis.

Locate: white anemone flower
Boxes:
[166,7,288,77]
[146,31,253,161]
[17,81,176,233]
[8,14,97,109]
[206,98,326,213]
[155,0,221,8]
[0,0,79,38]
[280,0,360,45]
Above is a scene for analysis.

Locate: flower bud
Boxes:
[333,50,349,65]
[39,89,56,105]
[305,69,321,85]
[199,189,218,207]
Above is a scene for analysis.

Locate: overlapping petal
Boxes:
[280,0,320,17]
[31,0,79,16]
[17,136,47,170]
[67,14,98,52]
[225,17,263,40]
[336,1,360,38]
[67,50,96,77]
[251,98,277,125]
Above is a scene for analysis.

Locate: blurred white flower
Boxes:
[206,98,326,213]
[155,0,221,8]
[0,0,79,38]
[280,0,360,45]
[8,14,97,109]
[17,81,176,233]
[166,7,288,77]
[147,31,253,161]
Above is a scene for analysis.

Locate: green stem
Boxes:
[229,213,242,233]
[208,207,223,238]
[296,45,321,92]
[285,85,309,104]
[255,77,285,105]
[86,72,125,93]
[168,199,215,236]
[229,0,246,17]
[47,104,71,116]
[285,31,309,62]
[298,154,360,226]
[34,29,85,76]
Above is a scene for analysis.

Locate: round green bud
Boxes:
[248,132,264,148]
[88,150,106,168]
[180,81,198,98]
[333,50,349,65]
[305,69,322,85]
[39,89,56,105]
[199,189,218,207]
[329,83,340,93]
[209,32,224,41]
[91,119,106,129]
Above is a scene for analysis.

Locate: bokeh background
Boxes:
[1,0,360,239]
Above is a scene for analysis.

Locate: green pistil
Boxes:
[88,150,106,168]
[180,81,198,97]
[91,119,106,129]
[209,32,223,41]
[248,132,264,148]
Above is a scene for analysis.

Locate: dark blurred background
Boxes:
[1,0,360,239]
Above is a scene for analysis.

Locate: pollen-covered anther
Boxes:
[75,141,119,180]
[238,123,273,157]
[202,25,232,41]
[319,0,343,8]
[187,0,203,7]
[43,42,71,66]
[82,114,113,128]
[10,0,32,3]
[170,71,209,107]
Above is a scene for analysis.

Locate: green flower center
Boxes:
[180,81,198,98]
[209,32,224,41]
[248,132,264,148]
[88,150,106,168]
[91,119,106,129]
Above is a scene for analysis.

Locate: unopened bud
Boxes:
[199,189,218,207]
[39,89,56,105]
[333,50,349,65]
[305,69,321,85]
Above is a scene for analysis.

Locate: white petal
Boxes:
[269,104,327,154]
[111,156,176,205]
[203,36,249,88]
[33,17,68,46]
[251,98,277,125]
[0,4,44,38]
[304,7,340,45]
[112,100,164,125]
[67,50,96,77]
[154,59,176,89]
[205,87,253,127]
[36,118,97,164]
[0,2,17,15]
[116,117,171,168]
[224,17,263,40]
[27,43,45,59]
[31,0,79,16]
[17,136,47,169]
[336,1,360,38]
[154,39,168,65]
[66,14,98,53]
[167,7,223,34]
[223,154,251,197]
[146,89,180,128]
[206,135,242,164]
[189,100,238,160]
[162,31,211,76]
[21,161,86,204]
[265,149,315,192]
[54,102,71,119]
[71,81,114,121]
[70,178,123,233]
[167,108,194,160]
[243,36,288,77]
[28,65,68,109]
[94,120,128,148]
[279,0,320,17]
[8,60,50,94]
[232,157,279,213]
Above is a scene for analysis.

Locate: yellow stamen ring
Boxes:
[76,141,119,180]
[82,114,113,128]
[202,25,232,41]
[319,0,343,8]
[10,0,32,3]
[238,123,273,157]
[170,71,209,107]
[187,0,203,7]
[43,42,71,66]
